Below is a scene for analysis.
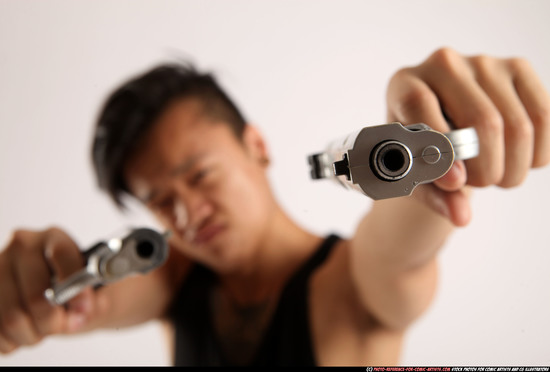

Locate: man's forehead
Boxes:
[125,100,216,172]
[123,98,241,202]
[131,153,207,203]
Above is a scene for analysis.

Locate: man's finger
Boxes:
[511,58,550,168]
[417,48,505,187]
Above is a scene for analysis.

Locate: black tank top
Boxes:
[169,234,341,366]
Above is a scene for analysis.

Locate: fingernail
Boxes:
[67,313,86,332]
[430,193,451,220]
[453,161,467,182]
[447,162,460,179]
[68,293,91,314]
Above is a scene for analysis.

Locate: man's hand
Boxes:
[350,48,550,331]
[0,227,108,354]
[386,47,550,226]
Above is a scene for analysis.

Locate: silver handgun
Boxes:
[44,227,169,306]
[308,122,479,200]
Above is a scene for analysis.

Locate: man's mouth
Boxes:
[192,223,226,245]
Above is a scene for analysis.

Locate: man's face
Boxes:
[123,98,275,272]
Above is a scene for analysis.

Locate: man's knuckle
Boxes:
[469,159,504,187]
[533,152,550,168]
[507,57,531,75]
[26,295,49,318]
[395,86,436,119]
[390,66,409,79]
[428,47,462,72]
[469,55,497,80]
[8,230,29,247]
[0,339,17,354]
[431,47,458,62]
[507,117,534,144]
[1,308,26,335]
[0,346,16,354]
[402,86,431,106]
[388,67,414,88]
[479,168,503,187]
[0,309,43,346]
[499,174,525,189]
[26,333,44,346]
[45,226,64,237]
[530,101,550,167]
[531,104,550,129]
[469,54,491,69]
[6,231,37,256]
[474,110,504,135]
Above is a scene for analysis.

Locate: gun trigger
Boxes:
[333,154,351,181]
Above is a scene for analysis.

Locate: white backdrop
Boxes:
[1,0,549,366]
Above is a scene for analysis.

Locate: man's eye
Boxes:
[191,168,210,185]
[152,197,173,211]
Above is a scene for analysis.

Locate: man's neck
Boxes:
[218,208,322,307]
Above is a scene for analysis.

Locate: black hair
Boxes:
[91,62,247,208]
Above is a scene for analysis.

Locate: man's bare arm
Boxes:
[78,244,191,332]
[0,227,190,354]
[350,192,456,330]
[348,48,550,330]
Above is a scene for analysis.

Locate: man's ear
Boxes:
[242,125,270,167]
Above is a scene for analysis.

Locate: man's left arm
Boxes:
[348,48,550,330]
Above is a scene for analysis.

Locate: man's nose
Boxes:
[173,200,188,230]
[172,189,213,230]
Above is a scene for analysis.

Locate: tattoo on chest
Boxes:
[210,287,278,365]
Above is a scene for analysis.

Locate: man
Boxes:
[0,48,548,365]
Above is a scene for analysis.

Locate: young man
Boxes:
[0,48,548,365]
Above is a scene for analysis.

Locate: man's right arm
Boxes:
[0,226,190,354]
